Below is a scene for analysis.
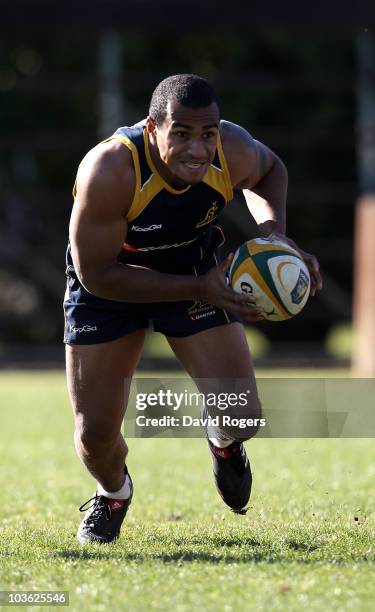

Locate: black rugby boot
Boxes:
[77,472,133,544]
[207,439,252,514]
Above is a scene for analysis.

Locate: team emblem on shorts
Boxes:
[187,300,216,321]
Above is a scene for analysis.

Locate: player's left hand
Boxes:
[266,232,322,297]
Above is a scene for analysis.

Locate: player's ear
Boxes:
[146,116,156,133]
[146,116,157,144]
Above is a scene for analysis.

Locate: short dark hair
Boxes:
[149,74,219,126]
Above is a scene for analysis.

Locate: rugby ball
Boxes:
[229,238,311,321]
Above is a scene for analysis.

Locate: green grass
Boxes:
[0,371,374,611]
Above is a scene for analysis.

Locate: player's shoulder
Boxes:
[219,120,255,152]
[219,120,257,187]
[74,138,136,212]
[77,139,134,187]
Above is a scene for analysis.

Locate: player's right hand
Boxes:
[198,253,264,323]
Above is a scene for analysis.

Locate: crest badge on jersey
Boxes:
[196,202,219,228]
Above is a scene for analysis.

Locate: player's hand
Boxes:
[267,232,323,297]
[199,253,265,323]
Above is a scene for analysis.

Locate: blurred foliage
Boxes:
[325,324,354,359]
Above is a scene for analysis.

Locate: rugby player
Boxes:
[64,74,322,543]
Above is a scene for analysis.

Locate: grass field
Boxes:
[0,371,374,611]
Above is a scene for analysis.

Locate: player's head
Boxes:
[147,74,220,188]
[149,74,219,127]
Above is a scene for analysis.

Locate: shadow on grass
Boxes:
[55,547,375,564]
[55,535,262,563]
[287,540,319,552]
[54,531,375,564]
[54,537,326,564]
[56,549,276,563]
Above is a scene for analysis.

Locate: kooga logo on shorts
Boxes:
[131,224,162,231]
[70,324,98,333]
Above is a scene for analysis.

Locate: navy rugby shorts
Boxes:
[63,253,240,345]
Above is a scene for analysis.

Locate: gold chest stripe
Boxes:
[127,174,164,223]
[202,166,228,201]
[72,134,141,200]
[216,132,234,202]
[104,134,167,223]
[100,134,142,220]
[202,132,233,203]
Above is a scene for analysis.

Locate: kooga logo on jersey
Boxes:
[131,224,162,232]
[70,324,98,333]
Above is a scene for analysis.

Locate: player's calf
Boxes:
[74,422,128,492]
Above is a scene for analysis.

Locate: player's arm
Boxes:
[221,120,287,236]
[222,121,322,295]
[70,143,200,303]
[69,142,262,320]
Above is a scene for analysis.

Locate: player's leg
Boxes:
[167,321,260,513]
[66,330,145,543]
[167,321,261,440]
[167,321,251,377]
[66,330,145,492]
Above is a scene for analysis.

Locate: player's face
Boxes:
[147,99,220,188]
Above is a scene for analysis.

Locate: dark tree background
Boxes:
[0,28,357,360]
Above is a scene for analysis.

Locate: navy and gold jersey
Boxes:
[67,120,233,274]
[64,121,240,343]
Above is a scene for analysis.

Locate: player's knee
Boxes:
[75,417,119,450]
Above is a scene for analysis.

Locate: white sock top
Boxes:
[97,474,131,500]
[207,424,234,448]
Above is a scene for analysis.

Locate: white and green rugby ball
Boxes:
[229,238,311,321]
